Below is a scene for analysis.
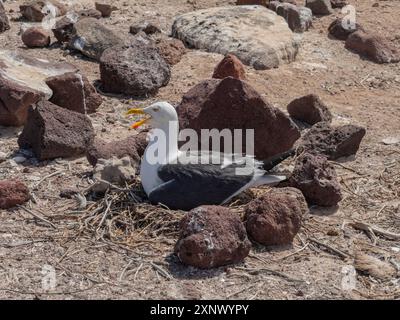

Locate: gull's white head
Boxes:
[126,102,178,129]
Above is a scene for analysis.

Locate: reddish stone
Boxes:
[298,121,366,160]
[20,0,67,22]
[345,31,400,63]
[289,153,342,206]
[212,54,246,80]
[236,0,268,6]
[18,100,94,160]
[0,180,30,209]
[52,15,76,43]
[155,38,186,66]
[21,27,51,48]
[45,72,102,114]
[95,2,118,17]
[86,131,148,166]
[245,188,307,246]
[287,94,332,125]
[175,205,251,269]
[176,77,300,160]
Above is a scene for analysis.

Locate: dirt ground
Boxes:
[0,0,399,300]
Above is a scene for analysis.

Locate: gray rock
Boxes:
[172,5,299,70]
[69,18,123,61]
[100,41,170,96]
[306,0,333,15]
[92,156,136,193]
[270,2,312,33]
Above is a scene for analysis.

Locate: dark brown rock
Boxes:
[345,31,400,63]
[86,131,148,166]
[0,2,10,33]
[20,0,67,22]
[328,18,363,41]
[100,42,171,96]
[305,0,333,15]
[129,21,161,35]
[212,54,246,80]
[299,121,366,160]
[155,38,186,66]
[95,2,118,17]
[175,205,251,269]
[21,27,51,47]
[236,0,268,5]
[45,72,102,114]
[330,0,348,8]
[52,15,77,43]
[0,75,43,126]
[0,180,30,209]
[287,94,332,125]
[289,153,342,206]
[18,100,94,160]
[77,9,102,19]
[176,77,300,160]
[270,2,313,33]
[245,188,307,246]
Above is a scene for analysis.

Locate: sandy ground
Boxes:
[0,0,399,299]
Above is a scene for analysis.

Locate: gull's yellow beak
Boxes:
[126,108,150,130]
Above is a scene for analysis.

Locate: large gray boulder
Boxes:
[172,5,299,70]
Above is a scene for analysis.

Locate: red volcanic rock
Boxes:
[289,153,342,206]
[0,180,30,209]
[20,0,67,22]
[245,187,307,246]
[21,27,51,48]
[298,121,366,160]
[18,100,94,160]
[86,131,148,166]
[46,72,102,114]
[176,77,300,160]
[95,2,118,17]
[345,30,400,63]
[175,205,251,269]
[155,38,186,66]
[212,54,246,80]
[287,94,332,125]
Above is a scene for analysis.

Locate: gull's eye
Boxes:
[152,106,160,112]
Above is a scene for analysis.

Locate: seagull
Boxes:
[126,102,288,210]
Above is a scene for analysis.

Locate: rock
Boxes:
[129,21,161,35]
[154,37,186,66]
[176,77,300,160]
[0,151,7,163]
[86,131,148,166]
[0,50,78,126]
[236,0,268,5]
[45,72,102,114]
[69,18,123,61]
[91,156,137,193]
[270,2,313,33]
[305,0,333,15]
[345,31,400,64]
[0,180,30,209]
[21,27,51,47]
[298,122,366,160]
[245,188,307,246]
[12,156,27,164]
[95,2,118,17]
[287,94,332,125]
[20,0,67,22]
[212,54,246,80]
[175,206,251,269]
[0,2,10,33]
[328,18,363,41]
[330,0,348,8]
[172,6,299,70]
[289,153,342,206]
[100,42,171,96]
[77,9,102,19]
[18,100,94,160]
[52,14,79,43]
